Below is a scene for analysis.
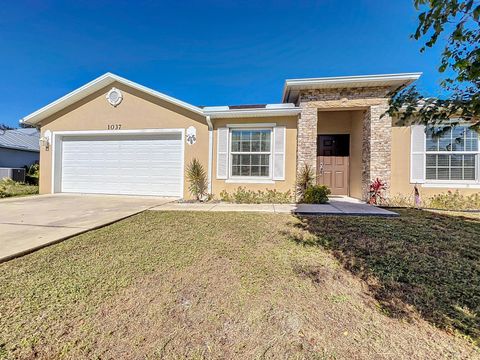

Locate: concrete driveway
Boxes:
[0,194,173,262]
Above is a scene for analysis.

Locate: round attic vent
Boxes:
[106,87,123,107]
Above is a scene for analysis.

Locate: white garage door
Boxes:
[60,133,183,197]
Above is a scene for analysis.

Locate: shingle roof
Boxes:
[0,128,40,152]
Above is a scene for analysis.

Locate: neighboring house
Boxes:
[20,72,480,200]
[0,128,39,168]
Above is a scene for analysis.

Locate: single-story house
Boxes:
[0,128,39,168]
[20,72,480,200]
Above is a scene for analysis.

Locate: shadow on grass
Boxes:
[289,208,480,346]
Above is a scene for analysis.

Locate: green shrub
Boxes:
[25,175,39,185]
[0,178,39,198]
[302,185,331,204]
[425,190,480,210]
[296,163,316,200]
[186,158,208,201]
[24,163,39,185]
[385,190,480,211]
[219,187,292,204]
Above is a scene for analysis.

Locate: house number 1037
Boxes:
[107,124,122,130]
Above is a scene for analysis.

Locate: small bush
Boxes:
[302,185,331,204]
[0,178,39,198]
[425,190,480,211]
[219,187,292,204]
[186,158,208,201]
[385,190,480,211]
[296,164,316,200]
[25,175,39,185]
[368,178,387,205]
[24,163,39,185]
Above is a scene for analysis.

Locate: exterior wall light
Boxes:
[39,130,51,151]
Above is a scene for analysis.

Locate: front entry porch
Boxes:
[296,86,393,201]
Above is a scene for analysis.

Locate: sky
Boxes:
[0,0,447,128]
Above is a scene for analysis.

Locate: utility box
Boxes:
[0,168,26,182]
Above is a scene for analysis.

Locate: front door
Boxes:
[317,134,349,195]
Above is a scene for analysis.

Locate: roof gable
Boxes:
[21,73,204,125]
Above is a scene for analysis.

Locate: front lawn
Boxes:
[295,209,480,346]
[0,210,478,359]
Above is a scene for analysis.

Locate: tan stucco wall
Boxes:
[38,81,208,198]
[317,110,364,199]
[391,125,480,198]
[211,116,298,197]
[36,79,478,202]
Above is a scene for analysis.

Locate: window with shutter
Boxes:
[217,124,287,182]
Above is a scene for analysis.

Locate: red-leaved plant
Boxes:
[368,178,387,205]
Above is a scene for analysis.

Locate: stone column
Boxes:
[362,102,392,200]
[297,105,318,174]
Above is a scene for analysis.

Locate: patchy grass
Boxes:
[294,209,480,347]
[428,209,480,220]
[0,178,38,198]
[0,211,478,359]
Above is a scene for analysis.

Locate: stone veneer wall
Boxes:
[297,87,392,200]
[361,103,392,198]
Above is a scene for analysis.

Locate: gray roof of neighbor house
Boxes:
[0,128,40,152]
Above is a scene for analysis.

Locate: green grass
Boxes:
[0,178,38,198]
[295,209,480,346]
[0,210,478,359]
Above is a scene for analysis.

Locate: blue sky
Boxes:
[0,0,446,127]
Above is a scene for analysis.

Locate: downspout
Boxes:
[206,115,213,194]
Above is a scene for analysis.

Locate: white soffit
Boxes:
[21,73,204,125]
[282,72,422,103]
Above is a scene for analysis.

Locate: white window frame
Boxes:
[227,127,274,182]
[423,122,480,187]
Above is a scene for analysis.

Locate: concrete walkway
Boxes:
[151,197,398,217]
[0,194,173,262]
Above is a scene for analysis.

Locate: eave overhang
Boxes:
[282,73,422,103]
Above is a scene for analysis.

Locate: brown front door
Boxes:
[317,135,349,195]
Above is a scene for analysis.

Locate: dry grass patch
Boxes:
[0,211,478,359]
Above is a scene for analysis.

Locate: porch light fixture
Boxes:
[39,130,51,150]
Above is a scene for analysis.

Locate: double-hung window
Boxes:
[230,129,272,178]
[425,124,479,181]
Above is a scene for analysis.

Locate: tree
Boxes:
[386,0,480,131]
[0,123,15,131]
[19,122,35,129]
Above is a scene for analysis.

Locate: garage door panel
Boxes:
[60,133,183,197]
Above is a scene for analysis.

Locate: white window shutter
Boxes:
[411,125,426,183]
[217,127,229,179]
[273,126,286,180]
